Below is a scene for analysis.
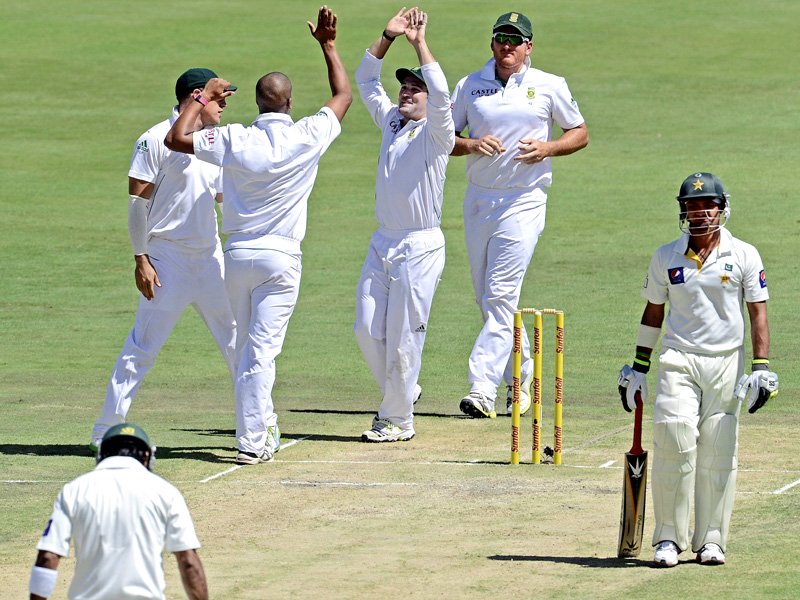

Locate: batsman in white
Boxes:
[31,424,207,600]
[354,7,454,442]
[90,68,237,449]
[618,172,778,568]
[450,11,588,419]
[165,6,352,465]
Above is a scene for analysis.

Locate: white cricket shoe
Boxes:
[361,417,415,443]
[696,543,725,565]
[506,381,533,416]
[653,540,680,567]
[459,392,497,419]
[235,448,274,465]
[413,384,422,405]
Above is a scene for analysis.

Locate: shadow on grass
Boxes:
[171,428,362,444]
[488,555,652,568]
[0,444,232,464]
[287,408,463,419]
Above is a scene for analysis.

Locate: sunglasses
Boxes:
[492,32,529,46]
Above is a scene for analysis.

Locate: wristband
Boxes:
[30,565,59,598]
[382,30,397,41]
[636,324,661,349]
[194,94,209,107]
[752,359,769,372]
[632,357,650,374]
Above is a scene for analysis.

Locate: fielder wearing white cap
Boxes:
[618,172,778,568]
[31,424,207,600]
[166,7,352,465]
[354,8,454,442]
[450,11,588,419]
[90,68,236,449]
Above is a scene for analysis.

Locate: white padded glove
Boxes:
[735,371,779,414]
[617,364,648,412]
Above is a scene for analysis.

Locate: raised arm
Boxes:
[164,78,235,154]
[366,7,411,60]
[307,5,352,122]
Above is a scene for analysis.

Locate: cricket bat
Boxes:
[617,392,648,558]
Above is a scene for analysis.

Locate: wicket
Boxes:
[511,308,564,465]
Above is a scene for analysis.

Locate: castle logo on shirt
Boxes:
[759,270,767,288]
[204,129,216,144]
[668,267,685,285]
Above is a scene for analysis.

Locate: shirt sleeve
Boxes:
[741,243,770,303]
[193,125,231,167]
[642,250,668,304]
[36,490,72,557]
[294,106,342,155]
[421,62,455,153]
[450,76,469,134]
[355,50,396,129]
[164,488,201,553]
[551,78,585,131]
[128,131,161,183]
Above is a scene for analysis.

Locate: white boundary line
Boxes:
[199,435,312,484]
[599,460,617,469]
[772,478,800,495]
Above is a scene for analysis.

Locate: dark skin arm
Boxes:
[129,177,160,300]
[307,5,352,122]
[164,80,235,154]
[747,301,770,360]
[30,550,61,600]
[175,549,209,600]
[636,301,665,360]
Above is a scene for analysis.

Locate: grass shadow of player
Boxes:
[488,555,652,568]
[288,408,463,419]
[0,443,237,464]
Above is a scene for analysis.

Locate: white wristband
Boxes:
[30,565,59,598]
[636,324,661,349]
[128,194,150,256]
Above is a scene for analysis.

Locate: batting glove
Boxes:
[735,371,779,414]
[618,364,647,412]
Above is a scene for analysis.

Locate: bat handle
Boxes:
[631,392,644,455]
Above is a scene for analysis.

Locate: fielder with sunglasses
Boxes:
[451,12,589,419]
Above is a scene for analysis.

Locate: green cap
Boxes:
[175,68,237,101]
[676,172,728,204]
[102,422,152,448]
[493,12,533,39]
[395,66,426,86]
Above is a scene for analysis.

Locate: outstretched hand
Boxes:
[384,7,412,39]
[202,78,236,103]
[404,7,427,44]
[308,5,338,44]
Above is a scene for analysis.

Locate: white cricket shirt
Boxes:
[355,51,455,230]
[36,456,201,600]
[129,108,223,252]
[451,58,584,191]
[193,107,341,254]
[642,228,769,354]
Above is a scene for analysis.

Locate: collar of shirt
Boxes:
[170,106,180,126]
[252,112,294,129]
[95,455,148,471]
[675,227,733,263]
[479,57,531,83]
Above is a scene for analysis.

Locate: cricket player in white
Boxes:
[90,68,236,448]
[618,172,778,567]
[166,7,352,465]
[354,8,454,442]
[30,424,207,600]
[450,12,588,419]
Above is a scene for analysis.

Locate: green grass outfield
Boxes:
[2,0,799,597]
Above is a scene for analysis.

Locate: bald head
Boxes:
[256,72,292,114]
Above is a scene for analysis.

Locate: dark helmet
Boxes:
[98,423,155,469]
[676,172,731,233]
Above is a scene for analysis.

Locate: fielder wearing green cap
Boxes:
[450,11,589,419]
[31,422,209,599]
[354,7,454,443]
[619,172,777,568]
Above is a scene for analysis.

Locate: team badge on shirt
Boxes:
[720,273,731,285]
[759,269,767,288]
[527,87,536,99]
[408,128,417,140]
[668,267,685,285]
[724,264,733,271]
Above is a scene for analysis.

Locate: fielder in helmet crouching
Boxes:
[618,172,778,567]
[30,424,208,600]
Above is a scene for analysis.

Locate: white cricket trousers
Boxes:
[464,185,546,398]
[651,346,744,553]
[225,247,301,454]
[354,227,445,430]
[93,239,236,439]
